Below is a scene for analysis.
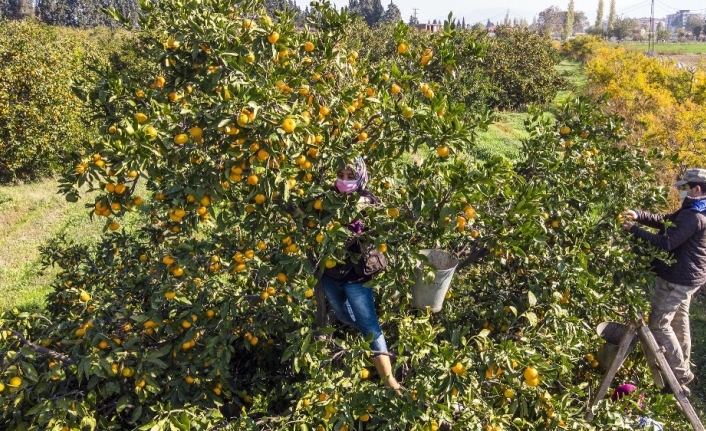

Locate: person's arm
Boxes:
[631,209,669,229]
[628,211,700,251]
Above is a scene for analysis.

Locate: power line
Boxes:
[654,0,680,10]
[618,0,652,14]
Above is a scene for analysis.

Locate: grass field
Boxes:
[622,41,706,55]
[0,179,100,311]
[554,59,587,103]
[0,179,144,312]
[473,111,527,160]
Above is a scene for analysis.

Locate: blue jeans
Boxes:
[321,275,387,354]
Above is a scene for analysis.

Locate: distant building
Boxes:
[636,17,667,29]
[414,21,443,33]
[666,10,700,30]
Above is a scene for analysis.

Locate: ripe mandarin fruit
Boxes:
[523,366,539,380]
[437,146,450,157]
[526,377,540,387]
[174,134,188,145]
[282,118,296,133]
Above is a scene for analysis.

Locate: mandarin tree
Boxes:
[0,21,114,183]
[0,0,489,428]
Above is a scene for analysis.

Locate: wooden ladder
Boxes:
[585,319,704,430]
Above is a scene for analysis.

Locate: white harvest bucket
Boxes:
[411,249,459,312]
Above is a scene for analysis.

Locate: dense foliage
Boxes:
[0,20,131,183]
[565,36,706,171]
[0,0,695,429]
[349,24,565,112]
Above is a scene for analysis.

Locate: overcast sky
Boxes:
[298,0,706,25]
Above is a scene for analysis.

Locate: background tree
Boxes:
[0,0,32,19]
[572,11,589,33]
[657,22,670,41]
[607,0,616,37]
[686,14,704,37]
[461,16,465,28]
[537,6,564,35]
[380,1,400,23]
[263,0,302,19]
[348,0,384,25]
[503,10,510,27]
[408,13,418,25]
[564,0,575,40]
[34,0,140,27]
[595,0,604,30]
[611,16,637,40]
[472,21,485,31]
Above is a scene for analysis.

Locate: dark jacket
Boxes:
[629,196,706,286]
[322,189,379,284]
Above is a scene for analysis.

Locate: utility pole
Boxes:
[649,0,655,56]
[412,8,419,22]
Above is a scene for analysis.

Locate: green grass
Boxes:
[554,59,587,107]
[0,178,145,313]
[473,112,528,160]
[0,179,101,312]
[622,42,706,55]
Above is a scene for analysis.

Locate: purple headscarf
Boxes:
[344,155,368,191]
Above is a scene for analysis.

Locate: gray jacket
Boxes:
[630,196,706,286]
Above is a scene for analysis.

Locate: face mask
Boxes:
[336,179,358,194]
[680,190,689,200]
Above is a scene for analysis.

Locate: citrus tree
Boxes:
[1,0,485,429]
[0,20,125,183]
[0,0,694,429]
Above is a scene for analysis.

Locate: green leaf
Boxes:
[116,395,131,413]
[527,291,537,307]
[523,312,538,326]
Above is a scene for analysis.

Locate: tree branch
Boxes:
[456,245,489,271]
[0,328,75,365]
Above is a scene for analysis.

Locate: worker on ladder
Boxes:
[620,168,706,396]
